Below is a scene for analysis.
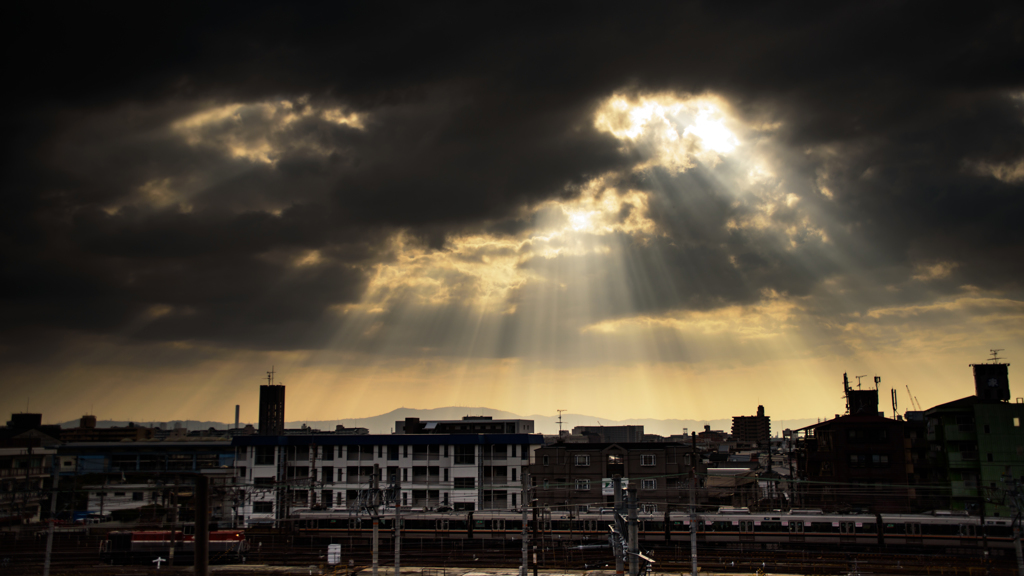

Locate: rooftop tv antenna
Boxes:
[267,366,275,386]
[990,349,1004,363]
[854,375,867,389]
[557,409,567,432]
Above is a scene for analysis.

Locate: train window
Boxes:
[907,523,921,536]
[739,521,754,533]
[839,522,855,534]
[960,524,976,537]
[789,522,803,533]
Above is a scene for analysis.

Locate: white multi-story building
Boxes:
[233,432,542,527]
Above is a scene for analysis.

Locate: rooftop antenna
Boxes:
[854,375,867,389]
[557,409,567,433]
[990,349,1004,363]
[267,366,275,386]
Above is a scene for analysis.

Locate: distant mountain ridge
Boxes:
[59,407,818,437]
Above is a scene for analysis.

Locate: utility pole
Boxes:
[195,475,210,576]
[1008,480,1024,576]
[42,453,58,576]
[169,476,179,567]
[690,468,698,576]
[521,472,529,576]
[613,474,624,576]
[372,464,380,576]
[394,473,401,576]
[532,499,539,576]
[627,483,638,576]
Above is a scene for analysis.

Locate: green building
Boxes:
[925,362,1024,517]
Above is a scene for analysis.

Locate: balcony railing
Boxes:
[0,467,47,478]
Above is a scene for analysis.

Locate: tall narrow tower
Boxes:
[259,368,285,436]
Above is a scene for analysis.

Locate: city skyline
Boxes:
[3,4,1023,424]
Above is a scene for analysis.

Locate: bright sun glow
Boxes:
[594,92,741,169]
[568,211,592,230]
[684,106,738,154]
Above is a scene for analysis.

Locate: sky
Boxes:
[3,3,1024,426]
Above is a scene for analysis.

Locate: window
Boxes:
[542,455,549,466]
[444,469,449,481]
[641,479,657,490]
[322,467,334,483]
[287,466,310,479]
[403,468,408,482]
[388,445,399,460]
[454,477,475,489]
[511,468,517,482]
[1015,418,1021,427]
[403,445,409,458]
[575,479,591,491]
[253,502,274,514]
[871,455,890,467]
[254,477,275,486]
[454,445,475,465]
[322,446,334,460]
[511,445,517,458]
[641,454,656,466]
[378,446,383,458]
[641,504,657,514]
[237,466,246,479]
[574,455,590,466]
[322,490,333,507]
[255,446,275,466]
[114,492,125,497]
[849,454,867,468]
[288,446,310,461]
[133,492,144,501]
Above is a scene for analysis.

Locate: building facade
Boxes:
[528,442,705,514]
[796,414,922,513]
[0,446,55,525]
[731,405,770,446]
[924,362,1024,517]
[233,433,542,527]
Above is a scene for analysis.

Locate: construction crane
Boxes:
[905,385,923,411]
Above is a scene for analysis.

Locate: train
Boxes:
[100,528,248,565]
[287,507,1017,555]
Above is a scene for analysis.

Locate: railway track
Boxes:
[1,531,1020,575]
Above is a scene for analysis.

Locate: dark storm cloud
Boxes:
[2,1,1023,356]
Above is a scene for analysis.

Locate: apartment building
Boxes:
[233,432,543,527]
[528,442,705,514]
[0,446,56,525]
